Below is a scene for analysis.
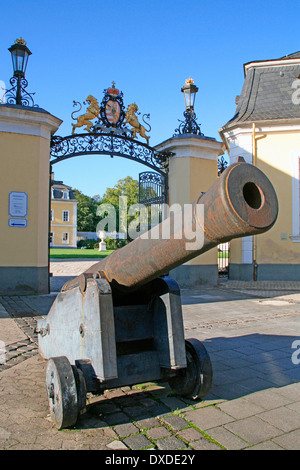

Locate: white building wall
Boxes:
[226,128,253,264]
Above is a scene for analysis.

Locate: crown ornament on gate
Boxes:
[107,81,119,96]
[71,82,151,145]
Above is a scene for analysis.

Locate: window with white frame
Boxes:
[63,210,69,222]
[50,209,54,221]
[63,191,69,199]
[62,232,69,244]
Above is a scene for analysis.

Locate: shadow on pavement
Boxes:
[204,333,300,400]
[67,332,300,431]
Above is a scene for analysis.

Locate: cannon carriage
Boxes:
[38,161,278,429]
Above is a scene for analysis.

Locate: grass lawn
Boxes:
[50,248,114,259]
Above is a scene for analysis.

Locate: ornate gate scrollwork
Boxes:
[139,172,167,206]
[50,83,172,186]
[50,132,170,176]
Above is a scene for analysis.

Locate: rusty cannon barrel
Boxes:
[83,161,278,290]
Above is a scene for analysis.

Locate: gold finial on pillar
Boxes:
[15,37,27,46]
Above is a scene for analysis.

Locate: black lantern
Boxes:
[8,38,32,78]
[181,78,198,113]
[4,38,36,107]
[174,78,203,136]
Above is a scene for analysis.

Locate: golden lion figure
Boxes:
[71,95,100,135]
[125,103,151,145]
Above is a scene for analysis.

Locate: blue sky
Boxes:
[1,0,300,197]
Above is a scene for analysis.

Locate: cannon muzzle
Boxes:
[83,161,278,290]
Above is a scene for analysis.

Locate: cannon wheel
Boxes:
[168,338,213,400]
[46,356,86,429]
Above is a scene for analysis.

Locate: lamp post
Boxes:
[174,78,203,136]
[4,38,36,107]
[181,78,198,114]
[9,37,32,105]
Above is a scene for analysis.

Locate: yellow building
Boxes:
[0,104,61,294]
[50,175,78,248]
[156,134,224,286]
[219,51,300,280]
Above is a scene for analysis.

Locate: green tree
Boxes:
[74,189,100,232]
[98,176,139,233]
[101,176,139,207]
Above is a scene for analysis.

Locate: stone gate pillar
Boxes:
[0,104,62,294]
[155,134,225,286]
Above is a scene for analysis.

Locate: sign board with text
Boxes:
[9,191,28,218]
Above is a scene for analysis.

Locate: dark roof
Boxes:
[51,180,77,200]
[220,55,300,131]
[280,51,300,59]
[52,188,77,200]
[51,179,71,188]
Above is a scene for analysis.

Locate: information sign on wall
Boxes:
[8,191,28,217]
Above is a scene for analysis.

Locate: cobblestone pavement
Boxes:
[0,260,300,450]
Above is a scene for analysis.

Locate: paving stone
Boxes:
[258,406,300,432]
[237,376,276,394]
[137,397,158,408]
[272,429,300,450]
[148,404,170,416]
[191,438,222,450]
[185,406,234,430]
[103,412,129,426]
[222,357,252,368]
[123,405,148,419]
[205,426,248,450]
[146,426,171,440]
[272,382,300,401]
[135,417,159,429]
[211,382,251,400]
[287,402,300,413]
[161,414,190,430]
[160,396,189,410]
[114,423,139,437]
[155,436,187,450]
[114,395,136,407]
[216,397,265,419]
[123,434,153,450]
[245,389,293,410]
[176,427,204,442]
[92,402,119,415]
[106,440,129,450]
[224,416,283,445]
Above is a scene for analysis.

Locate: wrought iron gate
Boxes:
[138,171,168,230]
[139,171,167,205]
[218,155,230,276]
